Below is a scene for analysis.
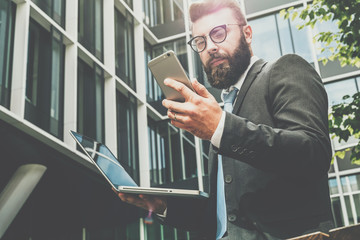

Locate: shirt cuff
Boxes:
[211,111,226,148]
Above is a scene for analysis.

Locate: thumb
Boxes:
[192,79,211,98]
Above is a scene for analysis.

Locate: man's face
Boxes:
[192,8,252,89]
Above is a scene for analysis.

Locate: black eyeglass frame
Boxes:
[187,23,245,53]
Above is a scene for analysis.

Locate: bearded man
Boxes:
[116,0,334,239]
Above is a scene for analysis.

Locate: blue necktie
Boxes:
[216,88,239,239]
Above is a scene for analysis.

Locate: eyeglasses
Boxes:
[188,24,244,53]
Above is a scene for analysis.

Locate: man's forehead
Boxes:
[191,8,236,36]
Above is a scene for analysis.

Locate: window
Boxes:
[148,119,170,186]
[249,10,313,63]
[340,174,360,225]
[183,131,197,179]
[244,0,299,15]
[325,77,360,106]
[0,0,15,109]
[78,0,103,61]
[115,8,136,90]
[25,20,65,139]
[32,0,66,27]
[142,0,184,27]
[145,41,163,103]
[336,148,360,172]
[123,0,133,9]
[147,118,201,188]
[329,174,360,227]
[152,39,188,71]
[77,59,104,143]
[117,92,139,184]
[330,196,344,227]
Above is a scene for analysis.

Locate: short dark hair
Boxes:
[189,0,247,26]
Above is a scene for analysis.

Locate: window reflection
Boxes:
[0,0,15,109]
[142,0,184,27]
[148,119,174,186]
[250,15,281,62]
[145,41,162,102]
[249,10,313,63]
[312,19,339,59]
[325,77,359,106]
[344,196,355,225]
[354,194,360,224]
[335,174,360,225]
[117,92,139,184]
[331,197,344,227]
[147,118,199,188]
[341,177,349,193]
[78,0,103,61]
[329,178,339,195]
[77,59,104,143]
[25,19,65,139]
[32,0,65,27]
[115,8,136,90]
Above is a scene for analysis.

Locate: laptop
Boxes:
[70,130,209,198]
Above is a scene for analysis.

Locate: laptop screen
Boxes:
[71,131,138,188]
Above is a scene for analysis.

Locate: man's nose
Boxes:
[206,38,219,53]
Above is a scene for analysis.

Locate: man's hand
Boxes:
[162,78,222,140]
[113,189,167,214]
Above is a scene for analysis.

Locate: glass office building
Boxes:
[0,0,359,239]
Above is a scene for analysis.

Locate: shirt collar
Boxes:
[221,55,259,100]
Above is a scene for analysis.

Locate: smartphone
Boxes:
[148,50,195,102]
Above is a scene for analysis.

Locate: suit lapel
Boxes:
[232,59,267,114]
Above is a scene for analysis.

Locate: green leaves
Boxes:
[328,92,360,165]
[280,0,360,68]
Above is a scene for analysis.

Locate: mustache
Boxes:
[205,52,229,67]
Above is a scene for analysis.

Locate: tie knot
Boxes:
[222,88,238,112]
[223,88,238,103]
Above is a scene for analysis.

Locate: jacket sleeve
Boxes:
[218,54,332,181]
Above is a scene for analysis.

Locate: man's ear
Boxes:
[242,25,252,45]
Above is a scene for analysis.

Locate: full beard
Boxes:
[203,34,251,89]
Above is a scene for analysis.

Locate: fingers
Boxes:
[191,79,211,98]
[164,78,194,101]
[163,99,187,114]
[118,193,152,210]
[115,192,167,214]
[167,110,186,124]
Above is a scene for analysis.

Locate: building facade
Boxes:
[0,0,359,239]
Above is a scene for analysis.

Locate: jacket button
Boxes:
[231,145,237,152]
[225,175,233,184]
[238,149,246,155]
[228,214,237,222]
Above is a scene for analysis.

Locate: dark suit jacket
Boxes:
[163,54,334,239]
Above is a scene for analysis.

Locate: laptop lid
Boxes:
[69,130,208,198]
